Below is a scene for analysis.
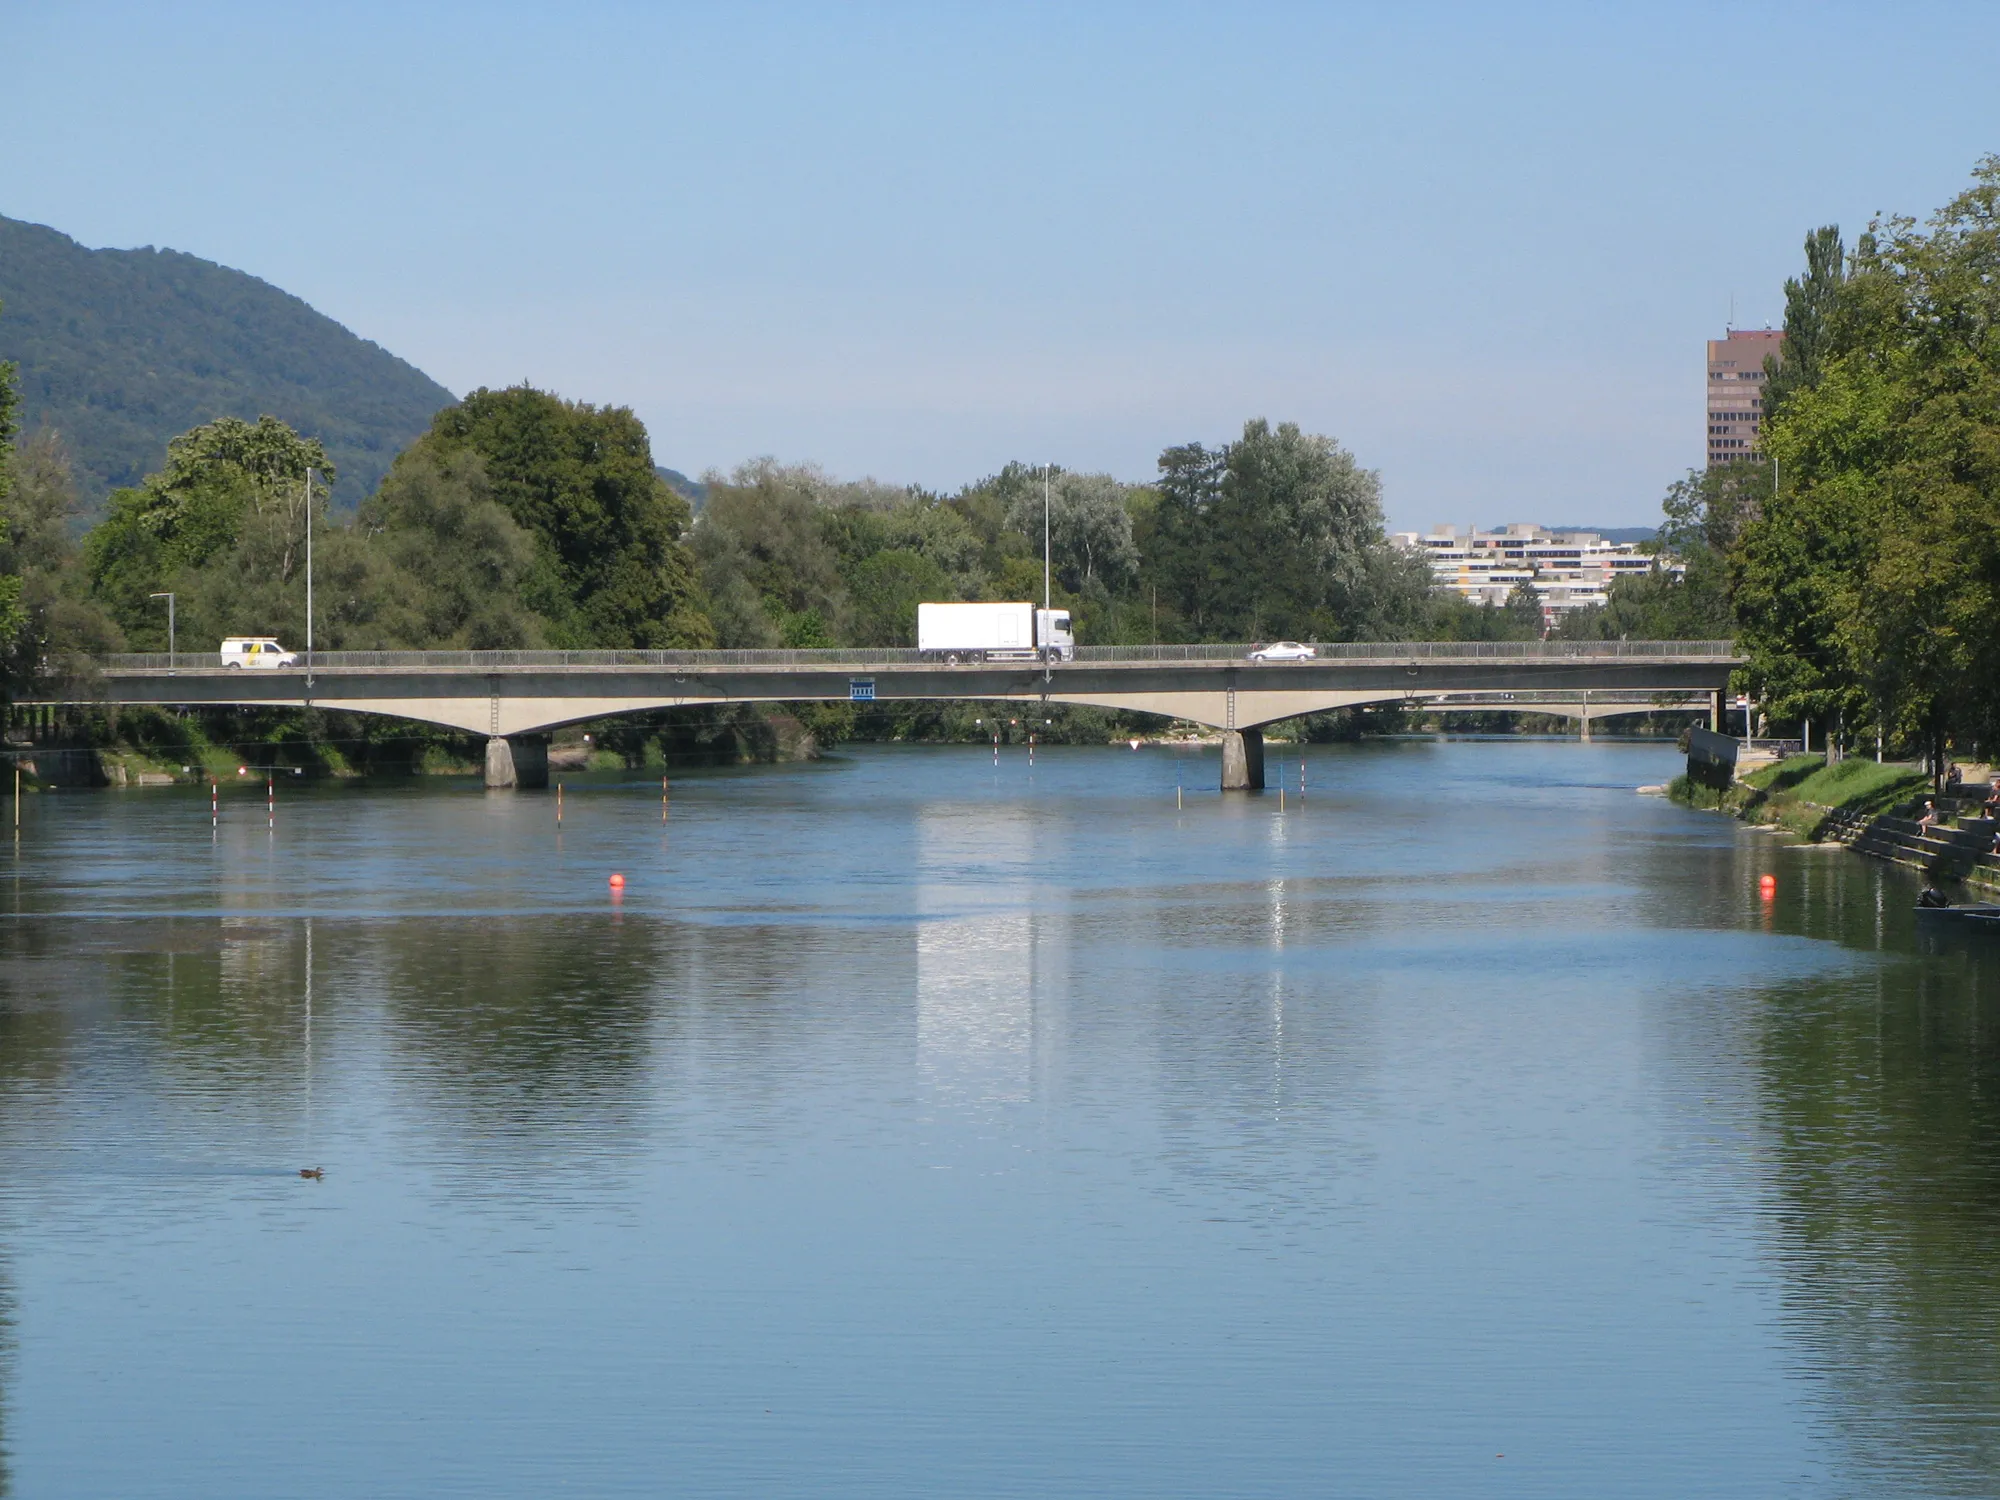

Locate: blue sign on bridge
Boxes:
[849,677,876,702]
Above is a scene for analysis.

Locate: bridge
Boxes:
[43,640,1740,789]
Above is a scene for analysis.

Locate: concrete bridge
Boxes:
[47,640,1740,789]
[1417,690,1722,738]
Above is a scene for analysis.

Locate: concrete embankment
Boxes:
[1811,802,2000,895]
[1670,749,2000,893]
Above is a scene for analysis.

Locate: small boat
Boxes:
[1914,890,2000,926]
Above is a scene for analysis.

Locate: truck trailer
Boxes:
[917,602,1074,663]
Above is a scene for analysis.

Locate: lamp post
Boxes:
[303,467,317,691]
[149,592,175,671]
[1042,463,1051,613]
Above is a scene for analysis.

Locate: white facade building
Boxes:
[1389,524,1677,623]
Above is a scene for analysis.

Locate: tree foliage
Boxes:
[53,388,712,663]
[1734,156,2000,764]
[83,414,332,646]
[1765,226,1846,421]
[1148,419,1429,641]
[416,386,711,648]
[0,320,24,685]
[999,468,1139,595]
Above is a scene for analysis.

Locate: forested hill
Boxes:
[0,214,457,512]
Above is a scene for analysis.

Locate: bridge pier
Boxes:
[1221,728,1265,791]
[484,734,549,790]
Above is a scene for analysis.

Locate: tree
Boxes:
[0,431,121,696]
[690,460,849,647]
[1146,419,1427,641]
[0,321,24,687]
[344,449,546,649]
[1001,470,1139,596]
[1503,580,1545,638]
[1560,466,1754,643]
[83,414,331,645]
[1738,156,2000,767]
[1764,225,1846,421]
[846,549,951,646]
[134,414,329,572]
[416,386,711,648]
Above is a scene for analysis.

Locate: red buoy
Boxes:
[608,873,626,889]
[1759,874,1776,888]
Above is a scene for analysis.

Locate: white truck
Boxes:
[917,602,1074,663]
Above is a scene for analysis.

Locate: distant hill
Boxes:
[0,214,458,513]
[657,466,707,508]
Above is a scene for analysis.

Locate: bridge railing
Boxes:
[100,640,1739,672]
[1074,640,1737,662]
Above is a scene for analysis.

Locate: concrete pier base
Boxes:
[484,734,549,790]
[1220,728,1265,791]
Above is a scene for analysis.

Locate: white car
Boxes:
[1248,641,1316,662]
[220,636,298,669]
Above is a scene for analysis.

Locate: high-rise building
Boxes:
[1707,328,1783,467]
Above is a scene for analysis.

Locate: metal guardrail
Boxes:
[100,640,1740,672]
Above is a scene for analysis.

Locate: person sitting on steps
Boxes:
[1918,798,1939,831]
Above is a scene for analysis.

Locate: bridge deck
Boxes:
[42,642,1742,736]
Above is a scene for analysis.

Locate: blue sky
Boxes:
[3,2,1996,527]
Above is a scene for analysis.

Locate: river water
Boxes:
[2,739,1997,1497]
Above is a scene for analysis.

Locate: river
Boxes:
[2,739,1996,1497]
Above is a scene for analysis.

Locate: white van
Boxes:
[219,637,298,669]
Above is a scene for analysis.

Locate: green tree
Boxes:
[1565,466,1753,643]
[416,386,711,648]
[1001,470,1139,596]
[1147,419,1428,641]
[342,449,546,648]
[1425,593,1538,641]
[0,325,24,684]
[82,414,331,643]
[0,431,121,696]
[1503,580,1545,638]
[1764,225,1846,421]
[1738,156,2000,767]
[690,460,850,647]
[846,549,951,646]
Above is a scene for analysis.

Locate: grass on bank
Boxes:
[1670,754,1931,834]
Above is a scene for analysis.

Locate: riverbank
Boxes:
[1667,754,2000,894]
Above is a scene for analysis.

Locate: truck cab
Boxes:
[1036,609,1075,662]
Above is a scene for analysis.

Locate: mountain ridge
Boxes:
[0,214,458,512]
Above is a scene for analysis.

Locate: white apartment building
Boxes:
[1389,524,1677,622]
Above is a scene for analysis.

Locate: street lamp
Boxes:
[149,592,175,670]
[303,467,318,692]
[1042,463,1051,614]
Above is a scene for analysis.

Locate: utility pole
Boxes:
[149,592,175,670]
[1043,463,1052,613]
[304,467,316,692]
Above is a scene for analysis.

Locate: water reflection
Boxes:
[1632,822,2000,1492]
[916,800,1048,1108]
[1753,953,2000,1493]
[0,1256,12,1499]
[375,917,659,1155]
[11,744,2000,1494]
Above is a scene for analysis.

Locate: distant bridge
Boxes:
[37,641,1740,789]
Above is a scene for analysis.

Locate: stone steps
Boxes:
[1814,806,2000,892]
